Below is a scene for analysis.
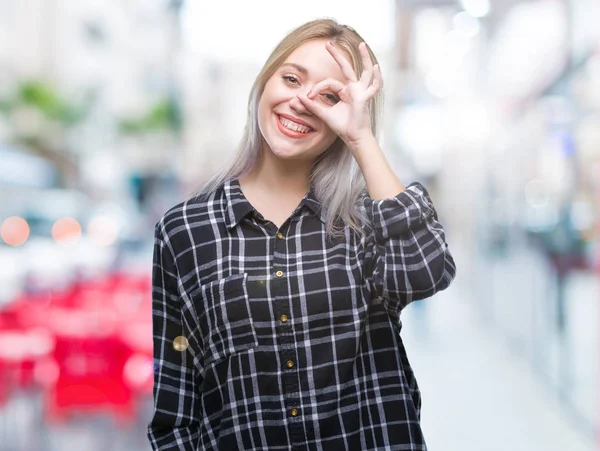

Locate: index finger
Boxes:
[358,42,375,89]
[326,41,358,83]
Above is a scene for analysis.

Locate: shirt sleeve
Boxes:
[362,182,457,319]
[147,224,201,451]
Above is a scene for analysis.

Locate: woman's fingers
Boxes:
[326,41,358,83]
[312,42,380,109]
[364,64,382,100]
[296,94,329,120]
[358,42,375,89]
[325,41,377,96]
[307,78,346,99]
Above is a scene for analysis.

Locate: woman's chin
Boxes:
[268,145,311,161]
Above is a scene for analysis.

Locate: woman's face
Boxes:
[257,39,349,161]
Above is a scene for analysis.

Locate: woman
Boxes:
[148,18,456,451]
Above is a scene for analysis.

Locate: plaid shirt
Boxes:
[148,178,456,451]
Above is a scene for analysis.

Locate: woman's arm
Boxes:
[148,224,201,451]
[362,180,457,318]
[350,134,456,319]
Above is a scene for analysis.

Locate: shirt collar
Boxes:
[223,178,325,230]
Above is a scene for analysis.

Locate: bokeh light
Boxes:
[453,11,480,38]
[0,216,30,246]
[460,0,491,18]
[52,217,82,245]
[87,215,119,247]
[525,179,552,208]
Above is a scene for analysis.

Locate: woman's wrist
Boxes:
[346,134,406,200]
[344,131,378,156]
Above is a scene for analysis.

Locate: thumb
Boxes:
[297,94,328,120]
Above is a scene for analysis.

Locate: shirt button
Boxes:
[173,336,189,352]
[286,360,294,368]
[275,270,284,278]
[277,232,284,240]
[280,314,288,323]
[290,408,299,417]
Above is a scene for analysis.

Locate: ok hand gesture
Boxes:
[297,41,382,151]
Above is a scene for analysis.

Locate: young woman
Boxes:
[149,18,456,451]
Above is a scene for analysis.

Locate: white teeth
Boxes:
[279,116,311,134]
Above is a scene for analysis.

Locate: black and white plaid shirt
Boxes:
[148,178,456,451]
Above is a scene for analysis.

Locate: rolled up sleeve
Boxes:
[363,182,457,319]
[147,224,201,451]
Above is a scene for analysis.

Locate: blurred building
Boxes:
[391,0,600,439]
[0,0,183,206]
[178,57,259,188]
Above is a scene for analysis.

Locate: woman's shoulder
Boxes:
[155,182,228,238]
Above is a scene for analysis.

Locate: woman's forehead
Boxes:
[280,40,350,80]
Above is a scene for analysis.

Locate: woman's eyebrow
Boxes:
[280,62,308,75]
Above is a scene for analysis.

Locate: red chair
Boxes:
[45,327,135,425]
[0,308,55,395]
[1,271,152,425]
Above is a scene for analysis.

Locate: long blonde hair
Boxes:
[192,18,384,238]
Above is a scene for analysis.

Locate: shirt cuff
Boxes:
[363,182,438,242]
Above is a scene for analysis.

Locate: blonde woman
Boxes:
[149,18,456,451]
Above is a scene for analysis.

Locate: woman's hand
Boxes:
[297,41,382,152]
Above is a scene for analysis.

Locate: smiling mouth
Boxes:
[277,115,314,134]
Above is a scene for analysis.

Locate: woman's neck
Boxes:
[242,148,313,197]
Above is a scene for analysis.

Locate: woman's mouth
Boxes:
[276,114,314,138]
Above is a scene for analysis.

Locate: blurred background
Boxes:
[0,0,598,450]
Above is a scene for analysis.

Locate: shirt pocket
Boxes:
[192,273,258,367]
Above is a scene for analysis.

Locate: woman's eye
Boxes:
[282,75,299,84]
[321,93,340,104]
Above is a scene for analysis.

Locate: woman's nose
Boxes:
[289,94,312,116]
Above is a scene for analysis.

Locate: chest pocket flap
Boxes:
[193,273,258,367]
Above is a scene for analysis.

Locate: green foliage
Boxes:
[119,97,181,134]
[0,80,87,126]
[0,80,179,137]
[18,81,85,125]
